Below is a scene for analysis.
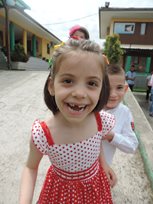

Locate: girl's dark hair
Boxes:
[44,39,110,115]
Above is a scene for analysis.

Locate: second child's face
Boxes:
[49,54,103,123]
[106,74,127,109]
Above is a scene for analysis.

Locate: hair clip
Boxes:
[48,57,54,69]
[54,42,65,50]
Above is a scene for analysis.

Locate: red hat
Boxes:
[69,25,90,39]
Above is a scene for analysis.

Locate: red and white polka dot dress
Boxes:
[32,111,115,204]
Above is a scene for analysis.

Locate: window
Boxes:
[114,23,135,34]
[36,40,38,52]
[47,44,50,54]
[0,31,3,47]
[131,56,147,73]
[140,23,146,35]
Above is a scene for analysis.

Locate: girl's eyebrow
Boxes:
[85,77,102,84]
[59,73,74,77]
[59,74,102,82]
[58,73,75,79]
[88,76,102,81]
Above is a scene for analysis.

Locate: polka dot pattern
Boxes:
[32,112,115,203]
[38,165,113,204]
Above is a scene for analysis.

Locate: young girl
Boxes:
[19,39,116,204]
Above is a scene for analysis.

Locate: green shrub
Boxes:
[104,34,124,64]
[1,46,7,56]
[11,43,29,62]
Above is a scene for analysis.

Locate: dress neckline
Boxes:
[40,112,102,146]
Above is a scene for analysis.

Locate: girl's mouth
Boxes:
[67,103,87,112]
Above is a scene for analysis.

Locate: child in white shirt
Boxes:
[102,64,139,165]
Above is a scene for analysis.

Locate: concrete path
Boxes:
[133,92,153,128]
[0,70,153,203]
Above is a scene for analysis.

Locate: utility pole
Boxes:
[2,0,11,69]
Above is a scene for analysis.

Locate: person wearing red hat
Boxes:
[69,25,109,65]
[69,25,90,40]
[48,26,89,69]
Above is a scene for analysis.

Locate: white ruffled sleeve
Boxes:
[31,120,50,155]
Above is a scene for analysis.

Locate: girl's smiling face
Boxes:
[48,52,103,123]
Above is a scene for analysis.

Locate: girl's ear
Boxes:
[48,77,55,96]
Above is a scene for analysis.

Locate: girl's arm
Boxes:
[99,145,117,188]
[19,138,43,204]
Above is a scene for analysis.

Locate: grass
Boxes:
[133,88,146,93]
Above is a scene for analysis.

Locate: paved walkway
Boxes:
[0,70,153,203]
[133,92,153,129]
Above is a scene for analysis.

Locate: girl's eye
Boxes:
[63,79,72,84]
[88,81,98,87]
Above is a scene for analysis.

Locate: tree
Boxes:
[103,34,124,64]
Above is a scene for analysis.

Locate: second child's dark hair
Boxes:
[44,39,110,115]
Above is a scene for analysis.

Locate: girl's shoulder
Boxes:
[99,110,115,121]
[98,111,115,135]
[31,119,53,154]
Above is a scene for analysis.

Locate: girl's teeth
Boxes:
[68,103,86,111]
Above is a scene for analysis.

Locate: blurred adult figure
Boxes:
[125,65,136,91]
[149,72,153,117]
[146,71,153,101]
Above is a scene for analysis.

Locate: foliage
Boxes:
[103,34,124,64]
[1,46,7,56]
[11,43,29,62]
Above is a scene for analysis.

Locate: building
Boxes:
[0,0,61,69]
[99,5,153,90]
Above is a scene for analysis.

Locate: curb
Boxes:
[135,130,153,191]
[124,90,153,193]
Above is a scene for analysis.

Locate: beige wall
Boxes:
[0,9,60,59]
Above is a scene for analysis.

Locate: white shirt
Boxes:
[102,103,139,165]
[146,75,152,86]
[126,71,136,85]
[150,74,153,88]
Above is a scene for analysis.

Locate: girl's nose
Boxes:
[71,86,87,98]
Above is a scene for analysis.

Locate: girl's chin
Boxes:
[63,106,86,118]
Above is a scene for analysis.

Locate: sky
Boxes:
[24,0,153,45]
